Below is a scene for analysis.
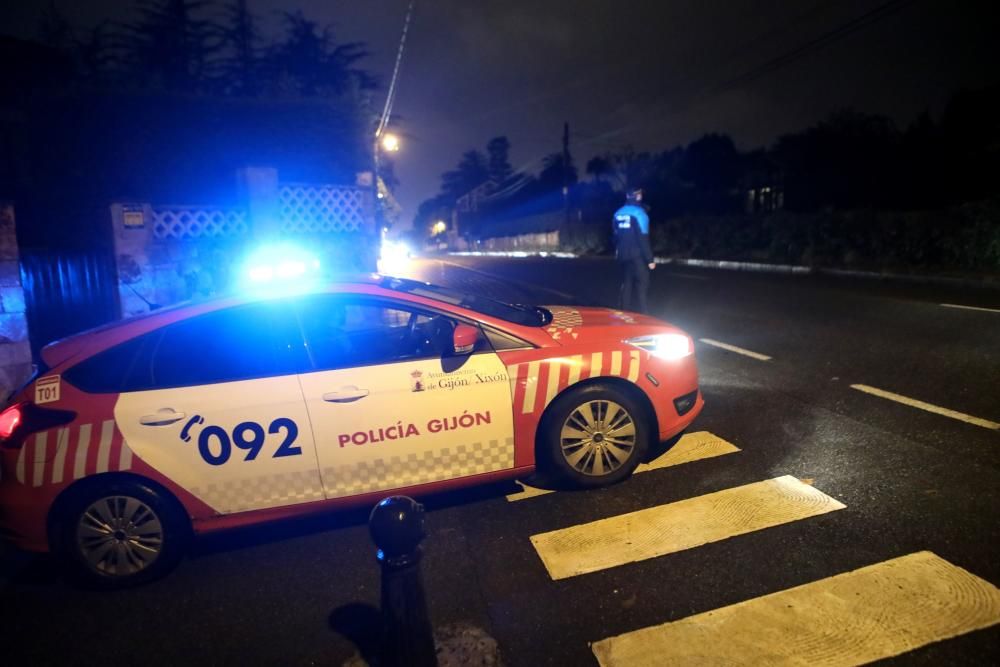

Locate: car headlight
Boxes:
[626,333,694,360]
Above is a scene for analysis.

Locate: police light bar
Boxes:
[242,245,321,286]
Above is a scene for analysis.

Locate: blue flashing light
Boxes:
[242,244,321,292]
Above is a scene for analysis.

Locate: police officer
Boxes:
[613,189,655,313]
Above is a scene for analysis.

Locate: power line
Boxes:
[574,0,922,158]
[376,0,415,139]
[711,0,919,95]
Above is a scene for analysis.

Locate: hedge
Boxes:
[648,200,1000,274]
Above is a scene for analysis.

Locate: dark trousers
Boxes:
[619,259,650,314]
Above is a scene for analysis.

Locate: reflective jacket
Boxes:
[613,204,653,263]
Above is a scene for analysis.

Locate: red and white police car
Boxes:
[0,276,702,586]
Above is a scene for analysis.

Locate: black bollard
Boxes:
[369,496,438,667]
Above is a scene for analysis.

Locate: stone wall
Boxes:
[111,203,247,317]
[111,168,377,318]
[0,204,33,399]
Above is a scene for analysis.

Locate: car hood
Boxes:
[541,306,687,343]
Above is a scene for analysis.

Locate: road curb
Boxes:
[442,251,1000,291]
[655,257,1000,291]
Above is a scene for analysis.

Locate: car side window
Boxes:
[293,295,486,371]
[483,326,533,351]
[123,302,303,390]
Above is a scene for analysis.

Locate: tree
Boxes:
[440,150,489,201]
[115,0,220,92]
[773,110,900,211]
[76,22,116,81]
[37,1,74,50]
[679,133,740,192]
[217,0,261,95]
[414,194,452,236]
[486,136,513,186]
[266,11,372,97]
[585,155,612,182]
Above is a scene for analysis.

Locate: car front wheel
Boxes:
[542,384,649,487]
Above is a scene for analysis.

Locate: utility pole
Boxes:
[562,121,571,226]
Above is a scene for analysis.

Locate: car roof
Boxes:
[39,274,393,367]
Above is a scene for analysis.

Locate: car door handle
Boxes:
[139,410,186,426]
[322,388,370,403]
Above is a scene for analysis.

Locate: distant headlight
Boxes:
[378,240,413,275]
[627,333,694,360]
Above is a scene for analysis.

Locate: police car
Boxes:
[0,275,702,586]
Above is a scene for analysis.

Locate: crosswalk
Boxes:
[513,431,1000,665]
[506,431,740,502]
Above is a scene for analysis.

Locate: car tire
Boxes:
[56,479,188,589]
[541,383,649,488]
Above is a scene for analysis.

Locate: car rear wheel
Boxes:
[57,480,188,588]
[541,384,649,487]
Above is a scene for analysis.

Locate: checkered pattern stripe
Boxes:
[324,437,515,498]
[548,308,583,329]
[190,469,326,514]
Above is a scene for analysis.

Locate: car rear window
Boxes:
[63,335,149,394]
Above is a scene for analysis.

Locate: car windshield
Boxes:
[381,277,552,327]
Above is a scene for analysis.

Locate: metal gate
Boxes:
[19,247,120,357]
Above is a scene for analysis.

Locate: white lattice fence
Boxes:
[279,184,366,233]
[152,207,248,240]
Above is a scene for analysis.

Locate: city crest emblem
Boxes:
[410,369,425,392]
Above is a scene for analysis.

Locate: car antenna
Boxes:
[125,282,161,311]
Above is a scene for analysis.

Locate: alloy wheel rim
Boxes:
[76,496,164,577]
[560,399,636,476]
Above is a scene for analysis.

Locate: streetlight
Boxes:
[381,132,401,153]
[432,220,446,235]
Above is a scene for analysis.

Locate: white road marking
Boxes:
[507,481,555,501]
[505,432,741,502]
[851,384,1000,430]
[941,303,1000,314]
[530,475,844,580]
[698,338,772,361]
[592,551,1000,666]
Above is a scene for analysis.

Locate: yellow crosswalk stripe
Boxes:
[530,476,844,580]
[506,432,740,502]
[592,551,1000,666]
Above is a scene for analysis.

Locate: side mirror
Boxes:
[452,323,478,355]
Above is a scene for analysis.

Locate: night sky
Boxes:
[2,0,998,224]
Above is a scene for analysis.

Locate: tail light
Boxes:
[0,402,76,450]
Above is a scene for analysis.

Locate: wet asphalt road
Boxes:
[1,255,998,666]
